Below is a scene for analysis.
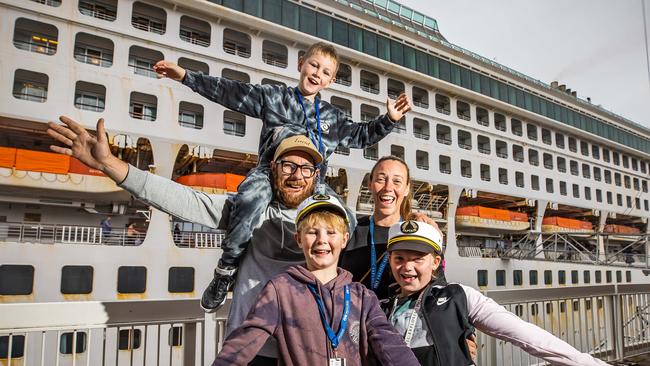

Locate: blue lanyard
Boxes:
[295,88,324,158]
[307,284,350,349]
[369,216,390,292]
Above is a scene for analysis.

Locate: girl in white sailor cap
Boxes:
[382,220,610,366]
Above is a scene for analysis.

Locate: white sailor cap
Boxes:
[387,220,444,254]
[296,194,349,224]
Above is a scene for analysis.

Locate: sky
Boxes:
[400,0,650,128]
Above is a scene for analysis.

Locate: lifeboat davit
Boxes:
[542,216,593,233]
[603,224,642,242]
[174,173,244,194]
[455,206,529,231]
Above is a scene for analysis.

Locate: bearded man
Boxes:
[48,117,325,362]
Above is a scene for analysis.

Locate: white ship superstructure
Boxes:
[1,0,649,364]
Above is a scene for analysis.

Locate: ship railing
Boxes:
[0,222,143,246]
[173,230,224,249]
[477,284,650,364]
[0,299,227,366]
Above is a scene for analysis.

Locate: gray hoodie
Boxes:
[213,266,420,366]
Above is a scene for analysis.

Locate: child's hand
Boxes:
[386,92,412,122]
[153,60,186,81]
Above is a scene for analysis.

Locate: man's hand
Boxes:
[153,60,186,81]
[386,92,412,122]
[467,333,478,362]
[47,116,128,182]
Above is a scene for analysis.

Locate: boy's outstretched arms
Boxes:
[47,116,129,183]
[153,60,186,81]
[386,92,412,122]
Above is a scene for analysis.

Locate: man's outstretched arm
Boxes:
[48,116,228,228]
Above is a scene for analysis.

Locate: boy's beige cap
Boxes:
[296,194,349,224]
[387,220,444,254]
[273,135,323,164]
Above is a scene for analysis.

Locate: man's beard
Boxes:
[274,176,316,208]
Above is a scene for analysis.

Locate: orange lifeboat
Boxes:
[0,147,105,176]
[455,206,529,231]
[603,224,641,234]
[542,217,593,233]
[175,173,244,194]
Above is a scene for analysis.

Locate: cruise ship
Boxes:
[1,0,649,364]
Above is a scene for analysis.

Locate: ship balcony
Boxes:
[172,229,223,249]
[0,222,143,246]
[334,146,350,156]
[131,2,166,35]
[262,40,287,68]
[74,34,114,68]
[334,64,352,87]
[79,0,117,22]
[13,70,48,103]
[180,16,211,47]
[363,145,378,161]
[30,0,62,5]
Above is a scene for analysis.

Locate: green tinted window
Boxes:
[428,55,439,78]
[403,46,415,69]
[348,25,362,51]
[490,78,500,99]
[415,51,428,74]
[460,67,471,88]
[363,30,377,56]
[470,71,481,93]
[299,7,317,36]
[316,13,332,40]
[377,36,391,61]
[499,83,508,102]
[222,0,243,11]
[480,74,490,95]
[262,0,281,23]
[243,0,261,16]
[390,40,404,66]
[450,63,461,85]
[439,59,451,81]
[332,19,348,46]
[281,1,299,29]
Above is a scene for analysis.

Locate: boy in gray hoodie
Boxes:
[212,194,419,366]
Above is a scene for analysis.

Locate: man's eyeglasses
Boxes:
[276,160,317,178]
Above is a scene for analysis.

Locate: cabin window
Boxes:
[391,145,405,161]
[0,335,25,358]
[531,304,539,316]
[477,270,488,286]
[584,187,592,201]
[606,270,612,283]
[558,270,566,285]
[61,265,93,294]
[571,270,579,284]
[13,18,58,55]
[531,175,539,191]
[118,329,141,350]
[168,267,194,293]
[480,164,490,182]
[544,270,552,285]
[74,32,114,67]
[596,189,603,202]
[526,123,537,141]
[460,160,472,178]
[117,266,146,293]
[592,145,600,159]
[416,151,429,170]
[494,113,506,131]
[580,141,589,156]
[0,265,34,295]
[545,179,554,193]
[360,70,379,94]
[602,148,611,162]
[616,271,622,283]
[496,270,506,286]
[262,40,288,68]
[529,270,538,285]
[513,270,522,286]
[495,140,507,158]
[13,69,48,103]
[439,155,451,175]
[528,149,538,166]
[555,133,565,148]
[60,332,87,354]
[572,184,580,198]
[435,94,450,115]
[477,135,490,154]
[515,171,524,188]
[543,153,553,169]
[129,92,157,121]
[169,326,183,346]
[583,270,591,284]
[412,86,428,108]
[363,144,378,161]
[436,124,452,145]
[512,145,524,162]
[413,118,430,140]
[223,28,251,58]
[559,181,567,196]
[511,118,522,136]
[129,45,163,78]
[179,15,210,47]
[457,130,472,150]
[79,0,117,21]
[595,271,602,283]
[74,81,106,112]
[335,63,352,86]
[498,168,508,185]
[570,160,579,176]
[131,2,166,34]
[387,79,404,100]
[626,271,632,282]
[476,107,489,126]
[179,57,209,75]
[178,101,204,130]
[224,110,246,137]
[541,128,552,145]
[568,137,577,152]
[546,303,553,314]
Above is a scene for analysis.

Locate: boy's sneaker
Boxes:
[201,266,235,313]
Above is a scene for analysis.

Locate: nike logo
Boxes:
[436,297,450,306]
